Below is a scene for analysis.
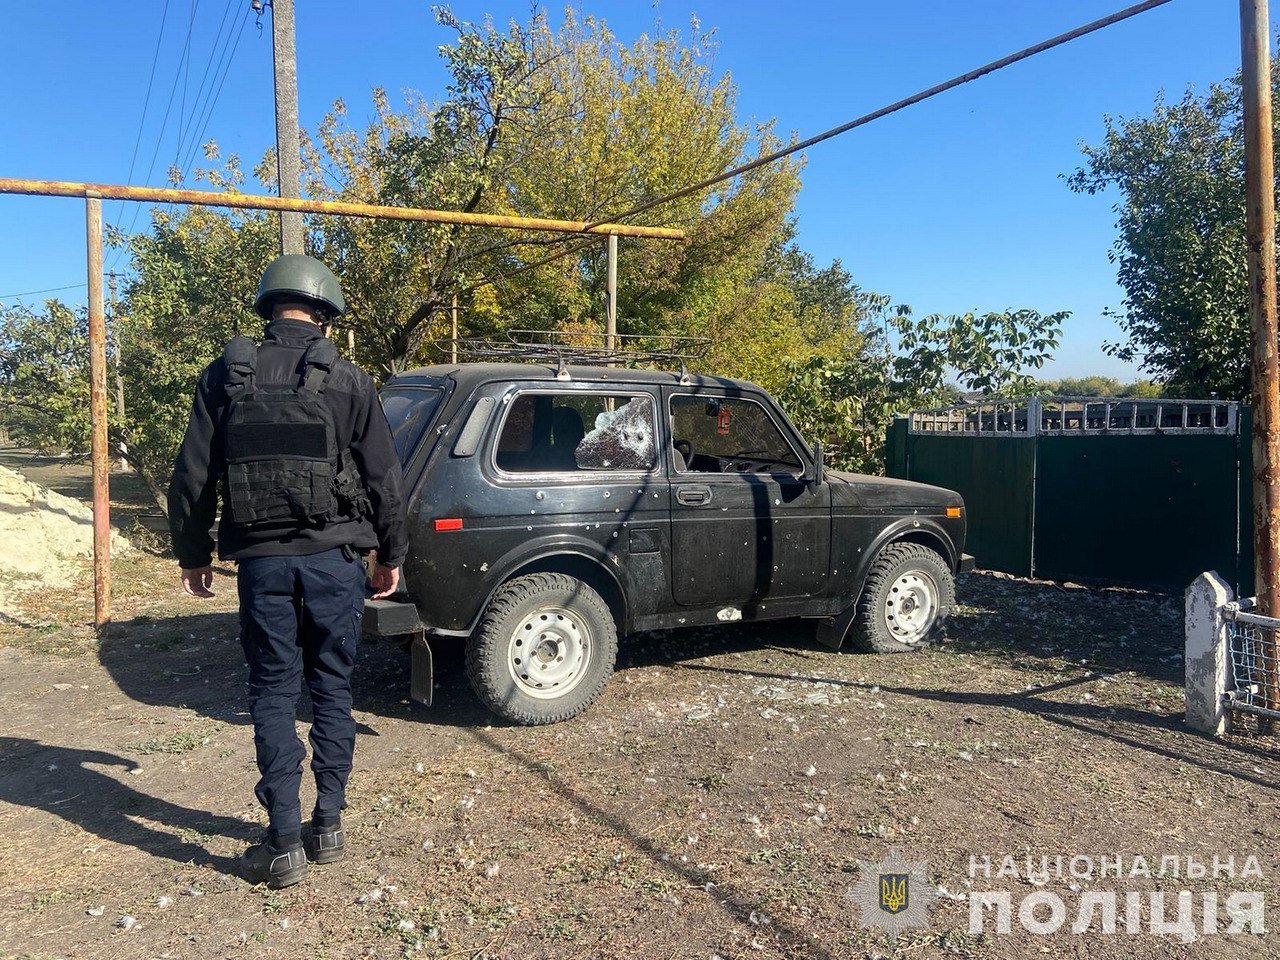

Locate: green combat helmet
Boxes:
[254,254,347,320]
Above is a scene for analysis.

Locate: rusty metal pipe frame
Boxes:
[6,177,683,632]
[0,177,685,240]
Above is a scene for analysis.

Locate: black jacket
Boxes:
[168,319,409,569]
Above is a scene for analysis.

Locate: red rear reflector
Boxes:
[434,518,464,532]
[946,506,962,518]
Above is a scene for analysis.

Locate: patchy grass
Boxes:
[128,722,225,756]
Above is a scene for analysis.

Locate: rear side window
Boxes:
[380,386,444,464]
[496,392,657,473]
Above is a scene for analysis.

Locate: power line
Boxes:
[115,1,172,226]
[174,0,199,168]
[116,0,202,250]
[469,238,600,291]
[173,0,237,176]
[579,0,1177,234]
[0,283,87,300]
[178,6,251,180]
[108,0,173,270]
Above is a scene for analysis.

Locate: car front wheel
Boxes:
[465,572,618,725]
[849,542,955,654]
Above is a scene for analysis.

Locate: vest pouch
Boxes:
[226,457,336,524]
[223,389,340,526]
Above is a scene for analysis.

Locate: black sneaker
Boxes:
[240,837,307,889]
[306,818,345,865]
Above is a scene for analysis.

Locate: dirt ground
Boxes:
[0,452,1277,960]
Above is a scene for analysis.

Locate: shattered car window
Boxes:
[495,392,657,473]
[575,397,657,470]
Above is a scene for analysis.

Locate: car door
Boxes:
[665,388,831,608]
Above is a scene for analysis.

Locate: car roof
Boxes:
[389,362,761,392]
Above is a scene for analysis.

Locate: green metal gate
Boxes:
[885,398,1247,593]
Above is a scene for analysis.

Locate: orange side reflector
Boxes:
[946,506,962,518]
[434,518,464,532]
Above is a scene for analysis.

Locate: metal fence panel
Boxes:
[894,429,1035,577]
[1224,602,1280,722]
[1034,433,1242,591]
[886,400,1250,593]
[1239,407,1256,596]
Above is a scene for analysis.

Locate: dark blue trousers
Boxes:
[237,547,366,840]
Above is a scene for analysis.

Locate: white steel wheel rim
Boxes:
[508,605,591,699]
[883,570,939,644]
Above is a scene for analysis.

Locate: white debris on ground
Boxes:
[0,463,130,602]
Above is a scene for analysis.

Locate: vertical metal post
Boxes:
[108,272,127,469]
[1241,0,1280,719]
[86,197,111,630]
[270,0,305,255]
[605,233,617,354]
[450,293,458,364]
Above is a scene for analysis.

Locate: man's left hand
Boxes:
[180,566,216,598]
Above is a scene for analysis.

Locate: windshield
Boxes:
[380,385,445,464]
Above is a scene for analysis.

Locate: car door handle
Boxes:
[676,485,712,506]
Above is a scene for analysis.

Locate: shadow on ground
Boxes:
[0,737,253,873]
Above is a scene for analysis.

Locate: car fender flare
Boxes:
[464,534,630,635]
[816,517,957,651]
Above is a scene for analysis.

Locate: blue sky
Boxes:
[0,0,1257,378]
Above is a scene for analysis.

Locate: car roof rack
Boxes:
[435,329,711,383]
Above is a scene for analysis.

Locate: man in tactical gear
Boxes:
[169,254,408,889]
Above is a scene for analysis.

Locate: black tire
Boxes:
[849,542,955,654]
[465,573,617,725]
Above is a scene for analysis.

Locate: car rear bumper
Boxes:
[363,598,423,636]
[958,553,976,574]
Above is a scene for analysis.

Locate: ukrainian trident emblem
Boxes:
[847,848,936,937]
[879,872,910,915]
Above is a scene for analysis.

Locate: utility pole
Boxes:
[108,272,127,470]
[1240,0,1280,720]
[265,0,305,254]
[605,233,617,355]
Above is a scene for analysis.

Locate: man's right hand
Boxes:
[371,563,400,599]
[180,566,216,598]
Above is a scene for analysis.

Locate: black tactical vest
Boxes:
[221,335,367,527]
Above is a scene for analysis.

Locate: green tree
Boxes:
[0,299,90,455]
[111,154,278,509]
[1068,70,1276,399]
[892,308,1065,400]
[778,307,1064,474]
[1036,375,1163,397]
[299,9,801,375]
[491,11,799,347]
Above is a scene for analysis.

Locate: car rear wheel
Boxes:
[465,573,617,725]
[849,542,955,654]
